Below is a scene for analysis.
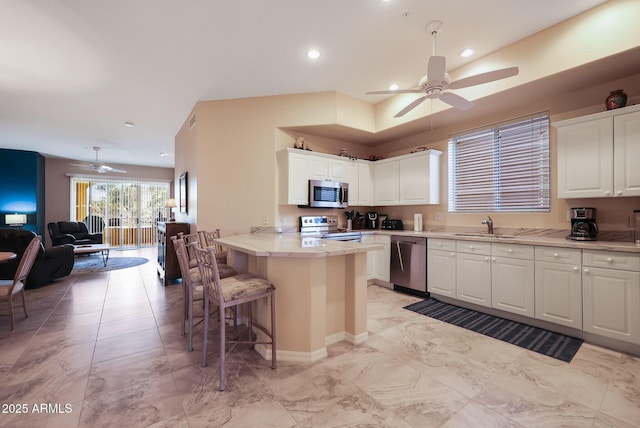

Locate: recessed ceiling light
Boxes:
[460,48,475,58]
[306,49,321,60]
[124,121,135,128]
[388,83,399,91]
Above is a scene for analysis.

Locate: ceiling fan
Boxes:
[71,146,127,174]
[367,20,519,118]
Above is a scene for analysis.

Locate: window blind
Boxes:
[448,114,550,212]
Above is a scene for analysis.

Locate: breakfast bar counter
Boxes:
[214,232,383,362]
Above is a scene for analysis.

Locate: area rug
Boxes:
[404,297,583,362]
[73,256,149,273]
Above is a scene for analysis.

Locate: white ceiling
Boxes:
[0,0,608,168]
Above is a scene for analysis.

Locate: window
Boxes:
[70,177,170,247]
[448,113,550,213]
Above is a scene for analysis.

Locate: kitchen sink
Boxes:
[452,233,517,239]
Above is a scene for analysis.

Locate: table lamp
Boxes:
[5,213,27,229]
[165,198,177,221]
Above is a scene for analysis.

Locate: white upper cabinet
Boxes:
[399,152,440,205]
[372,159,399,205]
[358,161,374,206]
[554,104,640,198]
[346,160,374,206]
[308,155,347,182]
[613,110,640,197]
[277,149,309,205]
[346,160,359,205]
[373,150,442,206]
[277,148,441,206]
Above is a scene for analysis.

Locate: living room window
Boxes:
[70,177,170,247]
[448,113,550,213]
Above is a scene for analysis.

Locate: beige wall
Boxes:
[178,78,640,236]
[43,157,174,247]
[175,0,640,237]
[175,92,377,235]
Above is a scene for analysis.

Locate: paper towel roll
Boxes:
[414,213,423,232]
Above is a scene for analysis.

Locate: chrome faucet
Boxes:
[481,216,494,234]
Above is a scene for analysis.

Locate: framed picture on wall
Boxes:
[179,172,188,214]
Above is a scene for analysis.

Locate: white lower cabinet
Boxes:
[491,243,535,317]
[534,247,583,329]
[427,239,456,297]
[424,238,640,348]
[456,241,491,308]
[364,234,390,282]
[582,250,640,345]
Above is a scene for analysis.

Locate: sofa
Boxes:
[48,221,103,246]
[0,228,74,288]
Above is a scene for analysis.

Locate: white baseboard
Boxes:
[254,344,328,363]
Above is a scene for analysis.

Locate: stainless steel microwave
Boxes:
[308,179,348,208]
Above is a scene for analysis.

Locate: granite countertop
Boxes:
[215,232,383,257]
[363,228,640,253]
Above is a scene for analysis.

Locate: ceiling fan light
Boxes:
[460,48,475,58]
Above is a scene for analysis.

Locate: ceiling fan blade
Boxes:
[70,163,91,168]
[394,95,428,118]
[439,92,474,111]
[427,56,446,81]
[448,66,519,90]
[99,164,127,174]
[366,89,423,95]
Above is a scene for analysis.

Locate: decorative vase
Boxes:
[606,89,627,110]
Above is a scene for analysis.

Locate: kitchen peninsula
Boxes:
[214,232,383,362]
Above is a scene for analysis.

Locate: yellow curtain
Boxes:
[75,181,89,220]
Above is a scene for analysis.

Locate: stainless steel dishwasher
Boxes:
[390,235,427,297]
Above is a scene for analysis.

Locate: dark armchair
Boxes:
[0,228,74,288]
[48,221,103,246]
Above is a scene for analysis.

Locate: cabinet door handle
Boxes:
[491,257,496,262]
[583,268,590,273]
[469,245,474,250]
[396,241,405,272]
[553,253,559,257]
[484,257,490,262]
[605,191,611,196]
[616,191,623,196]
[573,267,579,271]
[606,257,613,263]
[508,249,513,253]
[450,253,455,257]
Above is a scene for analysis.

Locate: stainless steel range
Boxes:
[299,215,362,242]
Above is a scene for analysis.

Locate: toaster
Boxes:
[381,219,404,230]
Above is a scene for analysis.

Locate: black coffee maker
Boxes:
[365,212,378,229]
[567,207,598,241]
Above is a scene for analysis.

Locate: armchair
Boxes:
[48,221,103,246]
[0,229,74,288]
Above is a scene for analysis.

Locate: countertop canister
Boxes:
[414,213,423,232]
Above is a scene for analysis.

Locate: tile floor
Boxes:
[0,247,638,427]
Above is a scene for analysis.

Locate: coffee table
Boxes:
[73,244,111,267]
